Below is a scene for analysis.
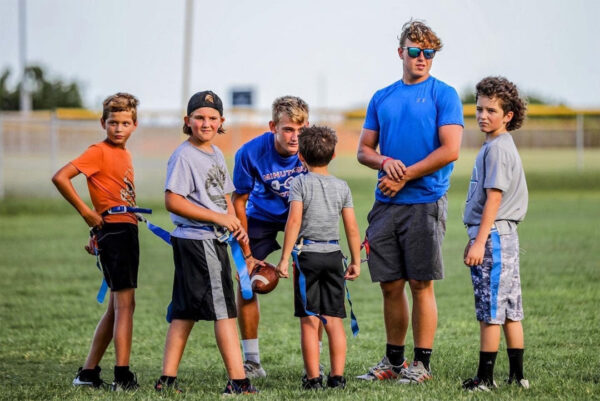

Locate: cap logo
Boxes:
[205,94,214,104]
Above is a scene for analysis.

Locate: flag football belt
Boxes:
[291,244,359,337]
[101,205,153,216]
[179,224,230,243]
[90,212,253,314]
[302,239,339,245]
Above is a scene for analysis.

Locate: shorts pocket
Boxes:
[436,195,448,222]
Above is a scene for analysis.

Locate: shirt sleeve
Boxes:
[342,182,354,209]
[165,154,195,197]
[70,144,102,177]
[484,145,512,192]
[232,146,255,194]
[436,85,464,127]
[363,94,380,132]
[289,175,304,203]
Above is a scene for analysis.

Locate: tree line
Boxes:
[0,65,83,110]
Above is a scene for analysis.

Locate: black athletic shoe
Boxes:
[462,376,497,392]
[302,374,324,390]
[326,375,347,389]
[222,378,258,395]
[111,370,139,391]
[154,377,183,393]
[72,366,105,388]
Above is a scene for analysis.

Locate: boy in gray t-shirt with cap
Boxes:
[276,125,361,390]
[462,77,529,392]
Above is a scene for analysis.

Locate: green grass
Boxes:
[1,149,599,400]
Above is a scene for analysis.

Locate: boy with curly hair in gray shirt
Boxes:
[462,76,529,391]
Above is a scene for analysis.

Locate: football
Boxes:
[250,262,279,294]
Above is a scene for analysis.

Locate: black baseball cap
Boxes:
[187,90,223,116]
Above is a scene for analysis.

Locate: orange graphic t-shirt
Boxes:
[71,140,138,224]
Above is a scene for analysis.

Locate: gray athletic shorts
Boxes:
[366,196,447,282]
[469,229,523,324]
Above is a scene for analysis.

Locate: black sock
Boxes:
[159,375,177,385]
[476,352,497,383]
[386,343,406,366]
[414,348,432,370]
[114,365,131,381]
[507,348,524,380]
[232,378,250,386]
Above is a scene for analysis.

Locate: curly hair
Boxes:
[398,19,443,51]
[272,96,309,126]
[476,76,527,131]
[102,92,139,122]
[298,125,337,167]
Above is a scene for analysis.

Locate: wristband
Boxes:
[380,157,393,170]
[243,253,252,260]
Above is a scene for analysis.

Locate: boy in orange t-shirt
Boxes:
[52,92,141,390]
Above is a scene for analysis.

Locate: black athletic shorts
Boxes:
[293,250,346,318]
[247,216,286,260]
[97,223,139,291]
[170,237,237,321]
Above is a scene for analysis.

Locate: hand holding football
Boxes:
[250,262,279,294]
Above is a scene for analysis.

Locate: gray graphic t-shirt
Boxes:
[289,172,353,253]
[463,133,528,237]
[165,141,235,240]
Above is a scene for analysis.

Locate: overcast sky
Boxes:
[1,0,599,112]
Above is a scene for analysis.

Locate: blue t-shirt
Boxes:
[364,75,464,204]
[233,132,307,224]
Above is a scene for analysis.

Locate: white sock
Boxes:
[242,339,260,364]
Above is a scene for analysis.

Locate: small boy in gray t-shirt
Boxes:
[276,126,361,390]
[461,77,529,392]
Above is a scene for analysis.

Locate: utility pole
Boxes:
[181,0,194,116]
[19,0,32,113]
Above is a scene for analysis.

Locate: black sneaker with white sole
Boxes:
[72,366,106,388]
[111,370,139,391]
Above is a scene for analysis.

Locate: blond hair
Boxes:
[102,92,139,122]
[271,96,309,125]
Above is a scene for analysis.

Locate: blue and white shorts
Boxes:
[469,229,524,324]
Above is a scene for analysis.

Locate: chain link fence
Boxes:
[1,110,598,199]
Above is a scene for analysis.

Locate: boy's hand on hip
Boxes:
[83,210,103,230]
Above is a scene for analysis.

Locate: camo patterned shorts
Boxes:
[469,229,524,324]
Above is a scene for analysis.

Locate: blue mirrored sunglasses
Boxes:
[402,47,436,59]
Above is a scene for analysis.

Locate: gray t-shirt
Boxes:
[165,141,235,240]
[289,172,353,253]
[463,133,528,237]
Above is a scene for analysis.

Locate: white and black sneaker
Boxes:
[462,376,498,392]
[243,360,267,378]
[506,377,530,389]
[72,366,106,388]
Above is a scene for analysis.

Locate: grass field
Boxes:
[0,149,599,400]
